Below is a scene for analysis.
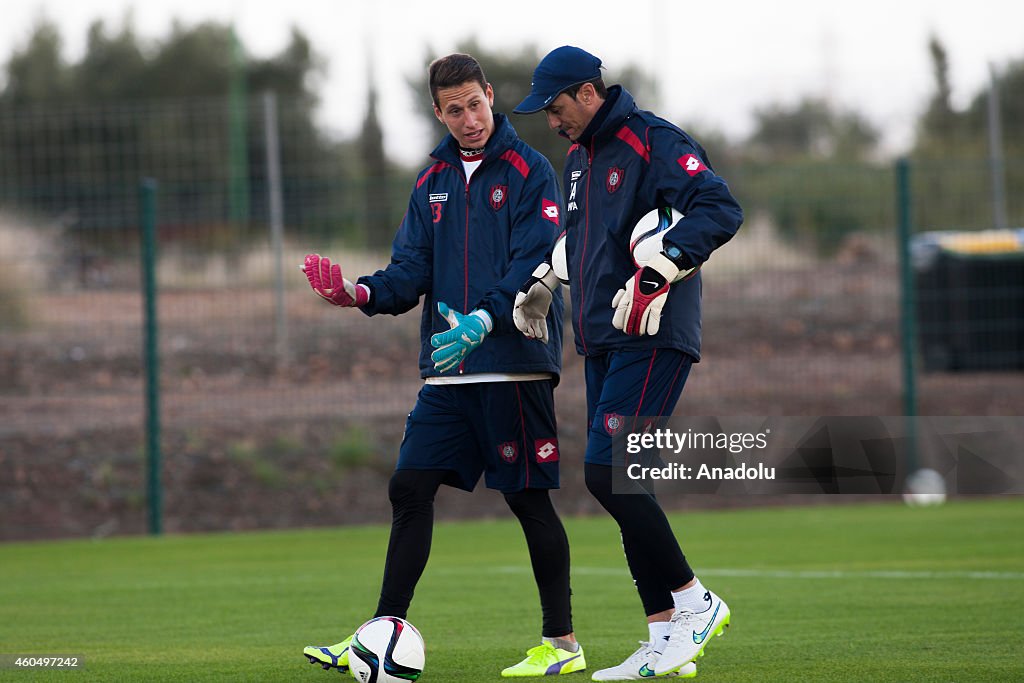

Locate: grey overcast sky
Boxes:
[3,0,1021,164]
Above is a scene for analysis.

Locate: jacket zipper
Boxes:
[577,142,593,355]
[460,178,470,374]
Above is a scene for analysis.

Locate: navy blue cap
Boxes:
[514,46,602,114]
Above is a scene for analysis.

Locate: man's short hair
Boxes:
[563,78,608,101]
[428,53,488,107]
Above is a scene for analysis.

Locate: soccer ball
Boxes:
[551,230,570,285]
[629,207,696,282]
[551,207,694,285]
[902,468,947,506]
[348,617,425,683]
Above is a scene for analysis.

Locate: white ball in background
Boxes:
[902,468,948,506]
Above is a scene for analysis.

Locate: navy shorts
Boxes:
[396,380,560,493]
[584,349,693,466]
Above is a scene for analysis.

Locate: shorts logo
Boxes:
[678,154,708,177]
[534,438,559,462]
[606,166,624,193]
[542,199,560,226]
[498,441,518,463]
[489,184,508,211]
[604,413,625,435]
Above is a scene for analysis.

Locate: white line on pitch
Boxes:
[476,566,1024,581]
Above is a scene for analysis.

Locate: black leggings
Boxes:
[585,462,694,616]
[375,469,573,637]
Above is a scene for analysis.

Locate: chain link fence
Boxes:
[1,96,1021,539]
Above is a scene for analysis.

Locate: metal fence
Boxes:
[1,96,1021,539]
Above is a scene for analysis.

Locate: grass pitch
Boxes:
[1,498,1022,682]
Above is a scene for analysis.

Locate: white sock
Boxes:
[543,637,579,653]
[672,579,712,613]
[648,621,673,654]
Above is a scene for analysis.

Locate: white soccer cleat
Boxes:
[654,591,730,675]
[590,641,696,681]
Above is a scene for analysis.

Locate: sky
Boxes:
[2,0,1021,165]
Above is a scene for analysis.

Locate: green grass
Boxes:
[1,499,1023,681]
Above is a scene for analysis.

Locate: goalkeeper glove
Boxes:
[611,252,680,336]
[512,263,561,344]
[429,302,492,373]
[301,253,370,307]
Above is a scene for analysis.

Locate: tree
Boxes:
[0,19,71,105]
[741,97,885,254]
[0,18,361,243]
[746,97,880,162]
[917,35,957,146]
[360,74,393,249]
[911,42,1024,231]
[963,58,1024,152]
[74,18,147,102]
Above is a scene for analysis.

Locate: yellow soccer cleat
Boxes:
[502,641,586,677]
[303,634,352,673]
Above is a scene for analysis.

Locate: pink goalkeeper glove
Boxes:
[301,253,370,307]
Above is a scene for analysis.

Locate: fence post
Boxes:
[895,158,919,472]
[139,178,162,536]
[263,90,288,366]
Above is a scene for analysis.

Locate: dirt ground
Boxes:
[1,260,1022,540]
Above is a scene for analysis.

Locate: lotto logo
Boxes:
[542,199,560,226]
[677,154,708,177]
[534,439,559,462]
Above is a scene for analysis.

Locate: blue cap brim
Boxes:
[513,92,555,115]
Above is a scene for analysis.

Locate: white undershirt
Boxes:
[462,157,482,182]
[426,372,552,385]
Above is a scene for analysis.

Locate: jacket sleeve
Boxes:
[649,128,743,269]
[474,156,563,336]
[357,190,434,316]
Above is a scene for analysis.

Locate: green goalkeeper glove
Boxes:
[429,302,492,373]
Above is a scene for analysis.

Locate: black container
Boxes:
[913,231,1024,372]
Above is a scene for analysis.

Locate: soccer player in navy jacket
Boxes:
[302,53,585,677]
[513,46,743,680]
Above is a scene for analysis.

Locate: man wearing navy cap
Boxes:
[512,46,743,680]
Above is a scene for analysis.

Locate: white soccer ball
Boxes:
[630,207,695,282]
[551,231,570,285]
[902,468,947,507]
[348,617,425,683]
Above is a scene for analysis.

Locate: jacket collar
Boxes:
[574,85,636,147]
[430,112,516,167]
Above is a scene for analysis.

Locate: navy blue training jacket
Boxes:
[559,86,743,360]
[359,113,564,380]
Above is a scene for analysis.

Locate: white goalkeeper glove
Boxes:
[512,263,561,344]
